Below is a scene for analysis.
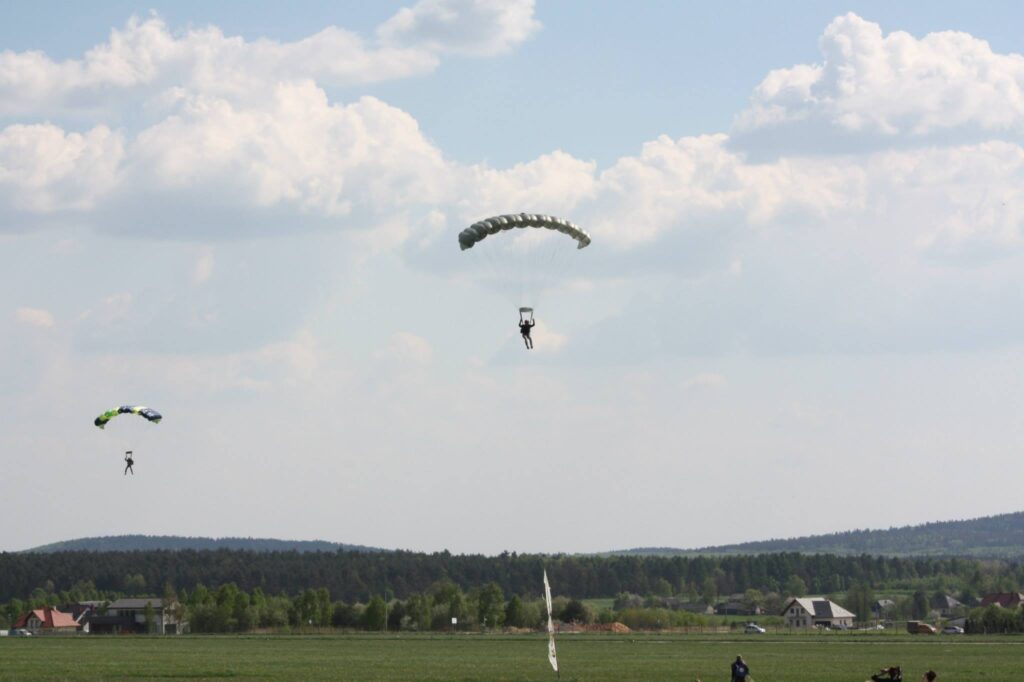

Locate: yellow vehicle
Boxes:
[906,620,937,634]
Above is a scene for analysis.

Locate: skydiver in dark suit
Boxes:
[519,318,535,349]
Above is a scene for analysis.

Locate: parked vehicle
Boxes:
[744,623,766,634]
[906,621,937,634]
[942,625,964,634]
[9,629,32,637]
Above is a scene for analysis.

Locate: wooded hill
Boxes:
[617,511,1024,558]
[25,535,381,554]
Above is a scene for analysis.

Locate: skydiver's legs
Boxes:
[124,463,133,475]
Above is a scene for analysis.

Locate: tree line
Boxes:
[4,576,1024,634]
[1,549,1020,605]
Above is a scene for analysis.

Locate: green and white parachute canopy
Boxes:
[458,214,591,251]
[94,406,163,429]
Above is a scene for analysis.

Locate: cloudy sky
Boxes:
[3,0,1024,554]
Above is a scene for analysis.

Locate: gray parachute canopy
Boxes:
[458,214,591,251]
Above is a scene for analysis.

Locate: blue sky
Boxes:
[2,1,1024,553]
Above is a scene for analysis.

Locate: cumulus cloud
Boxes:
[15,306,55,328]
[5,8,1024,363]
[682,372,728,391]
[378,331,434,365]
[0,88,449,236]
[378,0,541,56]
[117,87,449,236]
[732,13,1024,156]
[0,1,541,117]
[192,246,214,285]
[0,124,124,214]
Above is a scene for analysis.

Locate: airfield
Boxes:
[3,632,1024,681]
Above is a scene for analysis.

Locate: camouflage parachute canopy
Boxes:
[94,406,163,429]
[458,213,591,251]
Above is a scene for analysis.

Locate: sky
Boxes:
[3,0,1024,554]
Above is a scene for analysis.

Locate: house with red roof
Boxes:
[13,606,79,634]
[980,592,1024,609]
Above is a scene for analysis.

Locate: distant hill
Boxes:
[24,535,383,554]
[615,511,1024,558]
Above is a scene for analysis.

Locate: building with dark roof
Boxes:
[931,594,964,617]
[82,598,186,634]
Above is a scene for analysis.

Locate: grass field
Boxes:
[2,633,1023,681]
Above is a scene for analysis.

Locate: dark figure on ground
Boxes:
[871,667,902,682]
[519,318,535,349]
[922,672,937,682]
[731,655,750,681]
[124,451,134,476]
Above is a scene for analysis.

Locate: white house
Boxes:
[86,598,186,634]
[781,597,855,629]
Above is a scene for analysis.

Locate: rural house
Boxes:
[931,594,963,617]
[980,593,1024,609]
[781,597,855,629]
[872,599,896,619]
[84,598,186,634]
[716,601,762,616]
[13,606,78,634]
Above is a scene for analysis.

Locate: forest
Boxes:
[2,548,1021,604]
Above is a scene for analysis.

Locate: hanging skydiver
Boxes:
[519,308,535,349]
[124,451,135,476]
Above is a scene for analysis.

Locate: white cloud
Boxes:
[378,0,541,57]
[0,123,124,214]
[192,246,214,285]
[682,372,727,391]
[0,86,449,236]
[529,319,568,354]
[378,331,434,365]
[733,13,1024,155]
[123,87,448,233]
[0,2,540,117]
[4,8,1024,366]
[15,306,55,328]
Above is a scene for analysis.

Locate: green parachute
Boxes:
[458,213,591,251]
[94,406,163,429]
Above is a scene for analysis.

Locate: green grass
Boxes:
[2,633,1023,681]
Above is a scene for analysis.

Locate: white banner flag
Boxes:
[543,569,558,673]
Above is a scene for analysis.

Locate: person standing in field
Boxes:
[731,655,751,681]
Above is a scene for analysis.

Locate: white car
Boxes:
[942,626,964,634]
[744,623,766,634]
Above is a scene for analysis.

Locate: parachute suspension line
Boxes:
[458,213,591,335]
